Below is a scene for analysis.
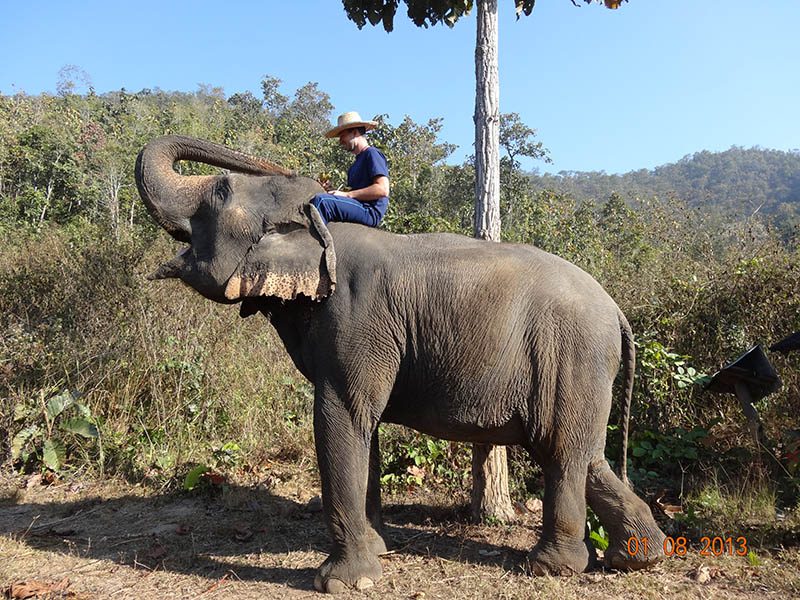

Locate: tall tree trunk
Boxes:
[471,0,515,524]
[474,0,501,242]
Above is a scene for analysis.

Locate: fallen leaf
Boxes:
[694,564,711,584]
[406,465,425,480]
[525,497,543,513]
[233,521,253,542]
[206,471,226,486]
[655,493,683,519]
[8,577,70,598]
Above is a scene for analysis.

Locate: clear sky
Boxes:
[2,1,798,175]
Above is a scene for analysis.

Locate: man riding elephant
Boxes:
[311,111,390,228]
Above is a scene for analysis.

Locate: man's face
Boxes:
[337,128,358,153]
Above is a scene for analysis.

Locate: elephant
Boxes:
[135,135,667,593]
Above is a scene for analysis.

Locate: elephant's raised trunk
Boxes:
[134,135,291,243]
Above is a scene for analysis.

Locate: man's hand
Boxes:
[316,173,335,192]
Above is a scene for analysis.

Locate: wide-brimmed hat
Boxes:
[324,111,378,138]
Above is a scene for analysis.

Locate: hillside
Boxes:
[531,146,800,225]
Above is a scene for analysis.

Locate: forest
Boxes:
[1,77,799,564]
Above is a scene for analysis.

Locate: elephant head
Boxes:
[135,135,336,303]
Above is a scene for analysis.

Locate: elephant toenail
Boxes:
[325,578,348,594]
[355,577,374,590]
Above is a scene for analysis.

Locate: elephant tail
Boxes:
[618,311,635,486]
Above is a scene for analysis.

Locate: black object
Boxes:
[769,330,800,354]
[707,345,783,402]
[707,344,782,454]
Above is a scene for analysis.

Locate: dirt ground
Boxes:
[2,468,799,600]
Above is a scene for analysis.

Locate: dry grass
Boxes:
[2,468,798,600]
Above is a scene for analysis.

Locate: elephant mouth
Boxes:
[147,245,244,304]
[146,246,191,281]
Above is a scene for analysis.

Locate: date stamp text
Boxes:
[626,536,748,557]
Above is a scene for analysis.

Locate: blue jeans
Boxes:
[310,194,383,227]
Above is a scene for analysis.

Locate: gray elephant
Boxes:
[135,135,666,593]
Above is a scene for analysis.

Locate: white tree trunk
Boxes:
[474,0,501,242]
[471,0,515,524]
[39,179,53,225]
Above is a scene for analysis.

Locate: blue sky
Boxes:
[2,1,798,175]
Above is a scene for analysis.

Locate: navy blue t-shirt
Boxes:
[347,146,389,219]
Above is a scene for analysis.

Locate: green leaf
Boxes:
[74,403,92,419]
[183,465,208,490]
[46,390,77,420]
[589,529,609,550]
[61,418,99,438]
[43,439,66,470]
[632,447,646,457]
[11,425,40,461]
[13,403,30,421]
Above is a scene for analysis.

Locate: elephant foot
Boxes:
[586,459,668,572]
[314,549,382,594]
[604,530,666,571]
[365,525,390,555]
[527,537,592,576]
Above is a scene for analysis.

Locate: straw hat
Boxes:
[324,111,378,138]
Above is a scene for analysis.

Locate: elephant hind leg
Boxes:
[586,459,666,570]
[528,458,595,576]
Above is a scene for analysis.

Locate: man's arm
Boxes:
[336,175,389,203]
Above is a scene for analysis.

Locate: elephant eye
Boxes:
[212,180,231,204]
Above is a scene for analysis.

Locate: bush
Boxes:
[0,222,312,480]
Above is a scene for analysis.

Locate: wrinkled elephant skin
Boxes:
[135,135,667,592]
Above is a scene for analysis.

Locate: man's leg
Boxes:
[311,194,381,227]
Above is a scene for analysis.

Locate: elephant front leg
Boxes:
[365,427,390,555]
[313,394,383,593]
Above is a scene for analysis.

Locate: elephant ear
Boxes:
[224,203,336,301]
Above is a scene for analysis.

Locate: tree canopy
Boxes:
[342,0,626,32]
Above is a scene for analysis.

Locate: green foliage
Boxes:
[182,442,243,490]
[379,425,470,492]
[627,426,712,489]
[183,464,208,491]
[586,507,609,550]
[11,388,99,472]
[633,336,710,427]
